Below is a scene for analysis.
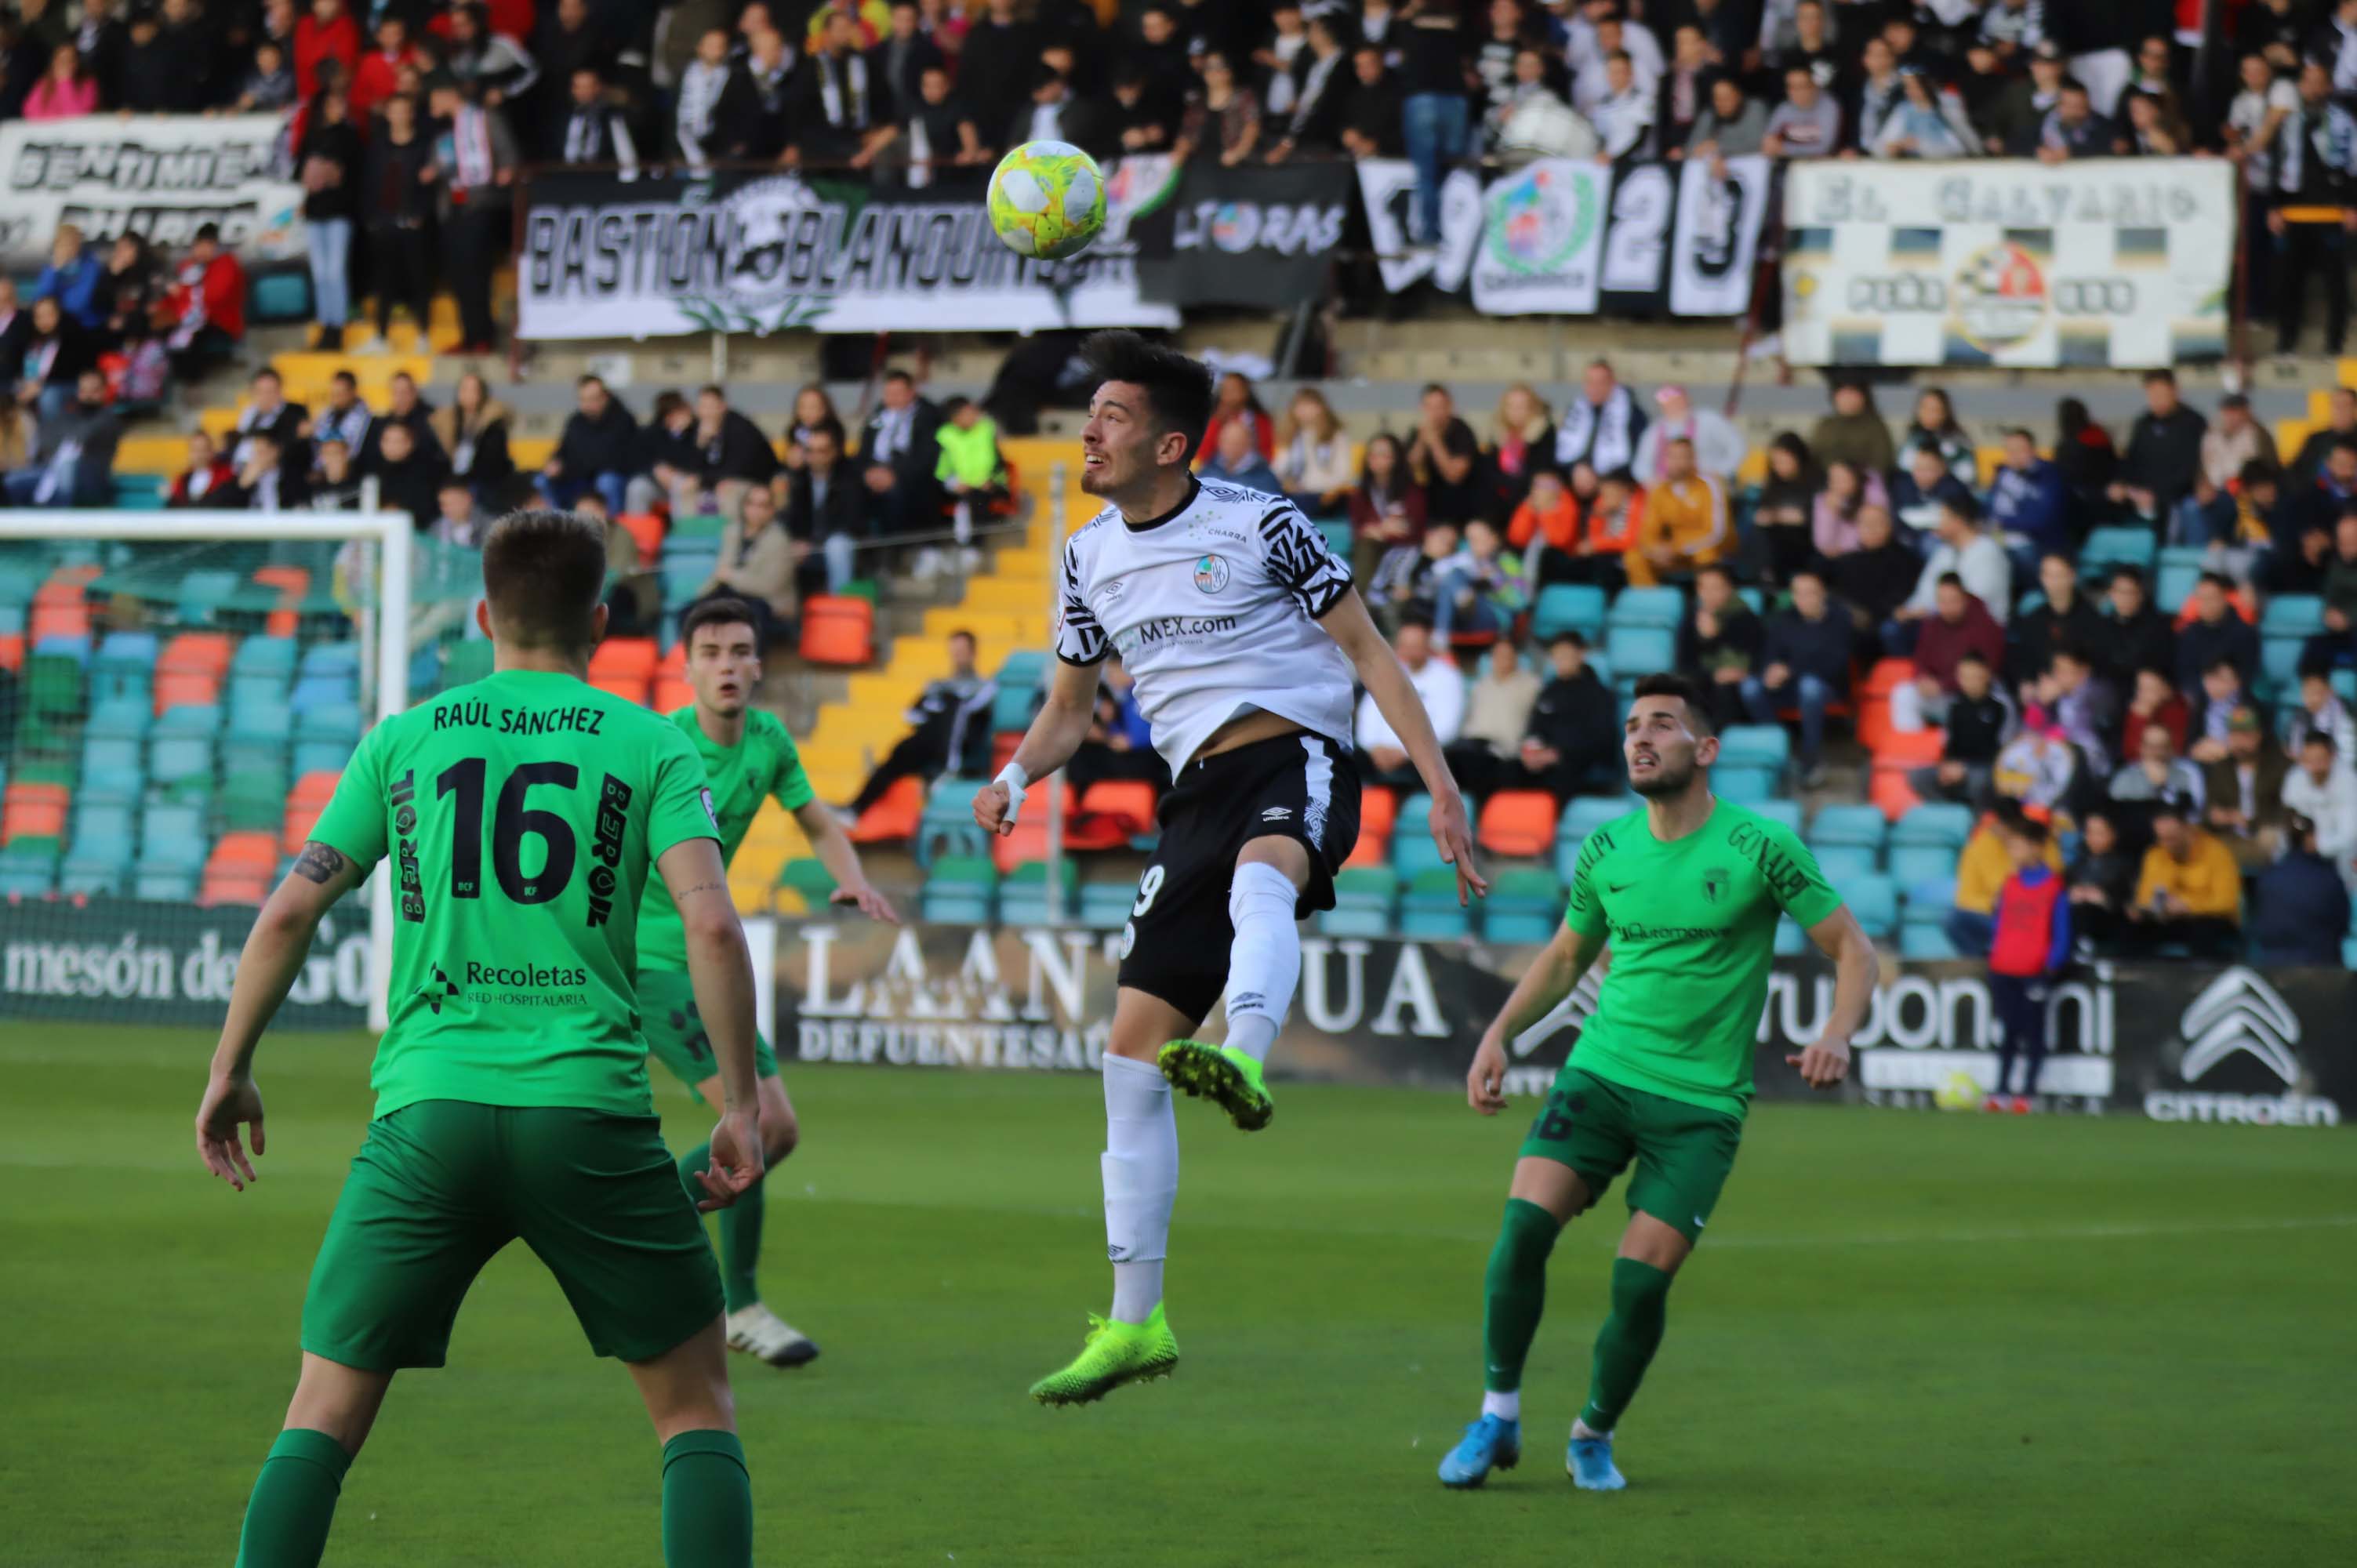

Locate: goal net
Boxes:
[0,508,471,1034]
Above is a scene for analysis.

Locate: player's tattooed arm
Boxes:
[291,841,348,884]
[677,880,729,899]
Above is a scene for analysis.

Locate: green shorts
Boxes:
[1519,1065,1744,1243]
[300,1100,721,1371]
[639,967,778,1104]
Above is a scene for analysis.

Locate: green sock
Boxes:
[1580,1258,1673,1432]
[661,1429,753,1568]
[234,1428,353,1568]
[678,1140,766,1312]
[1481,1198,1560,1394]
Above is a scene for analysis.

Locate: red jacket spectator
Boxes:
[1914,595,2004,693]
[165,247,249,343]
[296,2,361,100]
[351,39,431,122]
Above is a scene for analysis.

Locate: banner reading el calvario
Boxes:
[1780,157,2235,368]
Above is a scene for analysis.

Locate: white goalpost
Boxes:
[0,506,416,1032]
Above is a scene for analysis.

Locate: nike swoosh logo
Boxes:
[1693,1216,1707,1229]
[1607,882,1634,893]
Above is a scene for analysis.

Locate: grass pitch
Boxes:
[4,1023,2353,1567]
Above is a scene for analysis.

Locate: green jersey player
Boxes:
[1438,673,1878,1494]
[197,512,767,1567]
[638,596,899,1370]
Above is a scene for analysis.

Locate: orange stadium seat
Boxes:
[2,782,69,843]
[1476,790,1560,858]
[282,771,341,855]
[616,513,666,566]
[1343,815,1390,869]
[590,674,652,705]
[1872,728,1945,767]
[799,597,874,666]
[198,874,273,907]
[208,832,279,872]
[0,634,22,673]
[1360,784,1399,844]
[654,676,695,713]
[590,637,659,680]
[1077,780,1158,838]
[849,775,924,844]
[28,600,90,643]
[1870,763,1924,822]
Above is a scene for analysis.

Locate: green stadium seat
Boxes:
[132,866,199,902]
[1320,865,1399,938]
[1531,583,1607,641]
[1900,925,1959,960]
[1316,520,1353,559]
[249,268,312,321]
[1774,916,1806,956]
[1811,844,1881,882]
[670,514,728,539]
[1809,803,1889,849]
[1398,866,1471,939]
[1716,764,1778,804]
[1716,724,1790,769]
[175,570,243,626]
[1890,845,1957,894]
[2079,527,2155,575]
[1847,874,1898,939]
[1483,865,1565,944]
[990,684,1038,732]
[1077,880,1137,931]
[1603,625,1675,677]
[1607,586,1685,629]
[2261,595,2322,637]
[93,631,159,700]
[149,705,223,794]
[1000,859,1077,924]
[0,841,56,897]
[920,854,998,924]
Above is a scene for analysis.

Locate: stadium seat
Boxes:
[1531,583,1607,642]
[1716,724,1790,770]
[0,842,57,897]
[1890,845,1959,895]
[997,649,1050,690]
[916,778,989,866]
[149,705,222,794]
[1716,764,1778,804]
[175,569,243,626]
[849,775,924,844]
[60,835,130,895]
[1869,764,1924,821]
[2261,595,2324,637]
[26,639,89,718]
[920,855,997,924]
[1560,793,1638,848]
[1320,865,1399,937]
[1847,874,1899,939]
[289,674,357,715]
[589,637,660,683]
[1812,844,1881,883]
[2156,560,2202,614]
[1392,831,1451,877]
[2079,527,2155,575]
[1603,624,1675,677]
[1398,866,1472,939]
[1077,880,1139,931]
[293,703,365,778]
[281,771,340,855]
[654,676,695,713]
[1077,780,1159,839]
[250,268,313,321]
[1476,790,1560,858]
[1773,917,1805,956]
[2,782,69,844]
[1810,802,1890,849]
[799,598,875,666]
[989,684,1039,733]
[132,866,198,902]
[1484,865,1565,944]
[1000,859,1077,924]
[137,801,208,869]
[1751,800,1803,833]
[1900,925,1961,960]
[616,513,666,566]
[1607,586,1685,629]
[93,631,158,702]
[1360,784,1400,844]
[1890,801,1974,850]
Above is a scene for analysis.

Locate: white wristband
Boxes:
[996,760,1031,791]
[993,762,1030,830]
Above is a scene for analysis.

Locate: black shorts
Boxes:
[1116,729,1360,1025]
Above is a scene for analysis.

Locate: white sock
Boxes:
[1571,1417,1609,1440]
[1481,1390,1520,1422]
[1220,860,1302,1065]
[1101,1054,1177,1324]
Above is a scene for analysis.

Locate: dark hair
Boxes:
[479,510,608,651]
[331,369,356,390]
[194,222,221,245]
[947,627,977,647]
[1941,491,1981,524]
[884,368,915,387]
[2197,570,2235,593]
[2007,426,2036,444]
[1630,672,1716,736]
[695,383,725,401]
[1546,630,1589,652]
[1936,571,1967,592]
[681,596,762,648]
[1696,562,1736,586]
[1956,649,1988,669]
[2143,367,2176,387]
[2302,727,2336,750]
[1080,330,1215,455]
[2006,813,2051,846]
[576,372,606,391]
[252,366,281,385]
[2152,792,2191,822]
[2241,458,2279,489]
[2051,644,2090,670]
[2109,564,2145,591]
[2205,654,2243,678]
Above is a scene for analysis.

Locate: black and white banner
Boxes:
[1354,154,1769,318]
[1129,161,1355,310]
[773,924,2352,1128]
[517,166,1178,340]
[0,113,303,267]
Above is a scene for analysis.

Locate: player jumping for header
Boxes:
[638,596,900,1370]
[1441,673,1877,1493]
[198,512,767,1567]
[975,330,1486,1406]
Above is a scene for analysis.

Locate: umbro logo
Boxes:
[2178,968,2300,1085]
[1261,806,1292,822]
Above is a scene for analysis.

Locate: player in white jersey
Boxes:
[974,332,1487,1405]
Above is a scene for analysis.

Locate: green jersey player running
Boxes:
[197,511,768,1567]
[637,596,901,1370]
[1438,672,1878,1494]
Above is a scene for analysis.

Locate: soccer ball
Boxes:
[987,140,1107,261]
[1933,1070,1985,1112]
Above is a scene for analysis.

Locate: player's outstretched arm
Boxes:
[1317,588,1490,904]
[1789,906,1878,1090]
[658,837,768,1209]
[196,841,366,1190]
[791,799,901,924]
[1466,923,1607,1115]
[975,656,1099,837]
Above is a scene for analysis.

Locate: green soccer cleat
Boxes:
[1157,1039,1274,1131]
[1028,1305,1180,1406]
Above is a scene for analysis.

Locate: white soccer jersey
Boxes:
[1055,476,1357,772]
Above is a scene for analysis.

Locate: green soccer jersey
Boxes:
[634,706,815,973]
[1563,798,1843,1119]
[307,669,723,1120]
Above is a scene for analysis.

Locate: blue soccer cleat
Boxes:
[1567,1430,1627,1491]
[1437,1415,1521,1488]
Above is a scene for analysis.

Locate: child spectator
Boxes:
[1985,811,2070,1113]
[1945,801,2061,957]
[1909,649,2013,807]
[238,36,297,110]
[1429,517,1527,644]
[1752,433,1818,586]
[1810,458,1887,558]
[1507,466,1582,586]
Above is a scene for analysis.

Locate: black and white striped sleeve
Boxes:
[1054,535,1108,666]
[1258,503,1354,621]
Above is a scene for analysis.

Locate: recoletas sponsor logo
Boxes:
[457,958,590,1008]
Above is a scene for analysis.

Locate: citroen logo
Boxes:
[2178,969,2300,1086]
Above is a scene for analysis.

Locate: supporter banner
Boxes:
[516,167,1178,340]
[1668,152,1770,317]
[1130,162,1354,310]
[0,898,369,1029]
[775,926,2351,1127]
[0,113,303,267]
[1357,155,1767,319]
[1781,157,2236,368]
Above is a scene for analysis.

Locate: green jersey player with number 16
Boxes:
[195,512,767,1568]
